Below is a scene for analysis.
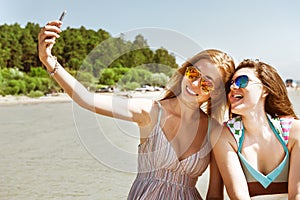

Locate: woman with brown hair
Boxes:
[212,59,300,199]
[38,20,235,199]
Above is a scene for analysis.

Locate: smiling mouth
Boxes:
[186,86,199,96]
[233,94,243,99]
[230,94,243,103]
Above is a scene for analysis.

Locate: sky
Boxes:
[1,0,300,81]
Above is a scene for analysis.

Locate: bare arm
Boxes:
[38,20,153,125]
[206,151,224,200]
[206,120,224,199]
[211,126,251,200]
[288,119,300,200]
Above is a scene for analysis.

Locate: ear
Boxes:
[262,89,269,97]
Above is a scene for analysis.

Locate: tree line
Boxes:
[0,22,179,96]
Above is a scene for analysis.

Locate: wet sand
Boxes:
[1,89,299,200]
[0,101,136,200]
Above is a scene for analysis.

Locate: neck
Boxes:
[171,96,205,121]
[241,110,269,136]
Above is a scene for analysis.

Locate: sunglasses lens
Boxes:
[185,67,199,80]
[235,75,249,88]
[185,66,214,93]
[201,79,214,93]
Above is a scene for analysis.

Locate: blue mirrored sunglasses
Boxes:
[230,75,249,88]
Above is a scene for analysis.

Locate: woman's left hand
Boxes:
[37,20,62,64]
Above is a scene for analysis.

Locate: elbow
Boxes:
[227,194,250,200]
[206,194,223,200]
[226,188,251,200]
[289,194,300,200]
[288,183,300,200]
[71,91,96,112]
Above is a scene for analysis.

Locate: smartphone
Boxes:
[59,10,67,21]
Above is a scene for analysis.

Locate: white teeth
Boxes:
[186,86,197,95]
[233,94,243,99]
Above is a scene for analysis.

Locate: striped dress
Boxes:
[128,102,211,200]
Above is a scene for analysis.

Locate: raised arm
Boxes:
[38,20,154,125]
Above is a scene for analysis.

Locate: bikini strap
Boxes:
[230,116,290,188]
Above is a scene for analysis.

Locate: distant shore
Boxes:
[0,91,164,106]
[1,88,299,114]
[0,93,72,105]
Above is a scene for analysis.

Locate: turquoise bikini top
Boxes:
[226,115,293,188]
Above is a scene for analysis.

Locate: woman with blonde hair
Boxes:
[38,20,235,199]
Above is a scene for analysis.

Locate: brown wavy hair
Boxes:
[160,49,235,123]
[228,59,298,119]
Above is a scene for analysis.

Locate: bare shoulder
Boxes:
[291,118,300,129]
[290,119,300,141]
[127,97,155,113]
[128,97,158,127]
[209,118,222,139]
[137,99,161,142]
[210,119,234,147]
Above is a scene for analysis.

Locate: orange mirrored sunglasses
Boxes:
[185,66,214,94]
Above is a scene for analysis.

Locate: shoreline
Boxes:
[0,93,72,106]
[1,87,299,105]
[1,88,299,115]
[0,91,164,106]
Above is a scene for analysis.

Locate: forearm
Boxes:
[37,21,151,122]
[43,55,95,111]
[206,152,224,199]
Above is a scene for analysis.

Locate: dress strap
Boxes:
[156,101,163,125]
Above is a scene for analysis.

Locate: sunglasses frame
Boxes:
[230,75,254,89]
[184,66,215,94]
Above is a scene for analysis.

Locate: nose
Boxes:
[230,81,239,90]
[191,77,201,87]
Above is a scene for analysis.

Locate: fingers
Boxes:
[38,20,62,61]
[46,20,63,27]
[39,21,63,44]
[42,24,61,38]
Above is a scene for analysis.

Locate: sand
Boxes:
[1,89,299,200]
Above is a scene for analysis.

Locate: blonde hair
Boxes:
[160,49,235,123]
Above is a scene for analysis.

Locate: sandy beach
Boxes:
[1,89,299,200]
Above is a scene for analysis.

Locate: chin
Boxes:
[231,107,245,116]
